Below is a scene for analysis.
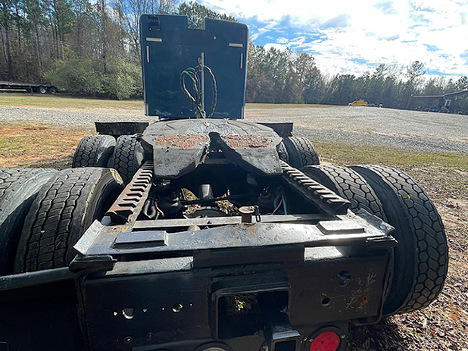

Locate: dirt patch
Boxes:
[0,122,93,168]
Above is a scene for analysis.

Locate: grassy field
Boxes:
[0,121,93,169]
[0,93,145,110]
[0,93,337,110]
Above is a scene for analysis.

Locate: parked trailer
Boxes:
[0,81,57,94]
[0,15,448,351]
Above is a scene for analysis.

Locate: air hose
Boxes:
[180,55,217,118]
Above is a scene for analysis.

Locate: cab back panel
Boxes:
[140,14,248,119]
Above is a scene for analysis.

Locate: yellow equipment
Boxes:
[348,99,368,106]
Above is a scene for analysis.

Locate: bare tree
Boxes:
[112,0,178,59]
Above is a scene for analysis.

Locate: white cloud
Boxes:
[264,43,289,52]
[200,0,468,76]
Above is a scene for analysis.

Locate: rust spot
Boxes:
[358,293,369,306]
[153,135,209,149]
[222,135,272,148]
[248,223,257,233]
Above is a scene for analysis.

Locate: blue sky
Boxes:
[199,0,468,78]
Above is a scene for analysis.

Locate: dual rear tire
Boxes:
[7,133,144,273]
[72,134,144,184]
[350,165,448,314]
[303,164,448,315]
[0,168,123,275]
[108,135,145,184]
[1,133,134,275]
[14,168,123,272]
[0,169,57,275]
[72,135,116,168]
[4,133,145,273]
[0,168,122,350]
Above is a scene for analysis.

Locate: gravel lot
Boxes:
[246,106,468,153]
[0,105,159,126]
[1,105,466,153]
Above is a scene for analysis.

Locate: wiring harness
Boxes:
[180,56,217,118]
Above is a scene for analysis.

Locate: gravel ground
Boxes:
[246,106,468,153]
[0,105,159,126]
[1,105,466,153]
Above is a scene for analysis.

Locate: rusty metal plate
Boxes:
[221,135,273,148]
[153,135,210,149]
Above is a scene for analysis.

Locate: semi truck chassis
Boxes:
[0,14,448,351]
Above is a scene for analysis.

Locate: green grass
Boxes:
[315,141,468,199]
[315,142,468,169]
[0,93,144,110]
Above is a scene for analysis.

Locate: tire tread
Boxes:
[351,165,448,314]
[0,168,57,274]
[14,168,122,272]
[108,135,144,183]
[302,165,386,219]
[72,135,115,168]
[281,136,319,168]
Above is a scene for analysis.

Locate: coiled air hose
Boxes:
[180,56,217,118]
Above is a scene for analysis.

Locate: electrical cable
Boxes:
[180,61,217,118]
[271,198,283,215]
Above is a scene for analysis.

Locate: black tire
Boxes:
[302,165,386,220]
[350,165,448,315]
[14,168,123,272]
[48,86,57,94]
[39,86,47,94]
[72,135,116,168]
[108,135,145,184]
[0,168,57,275]
[280,136,319,168]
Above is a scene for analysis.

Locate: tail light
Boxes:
[309,331,341,351]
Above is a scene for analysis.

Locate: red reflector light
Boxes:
[309,331,341,351]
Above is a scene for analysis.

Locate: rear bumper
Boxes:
[1,211,395,350]
[77,245,392,350]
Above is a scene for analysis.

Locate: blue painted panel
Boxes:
[140,14,248,119]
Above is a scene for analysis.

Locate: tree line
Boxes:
[248,49,468,112]
[1,0,467,112]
